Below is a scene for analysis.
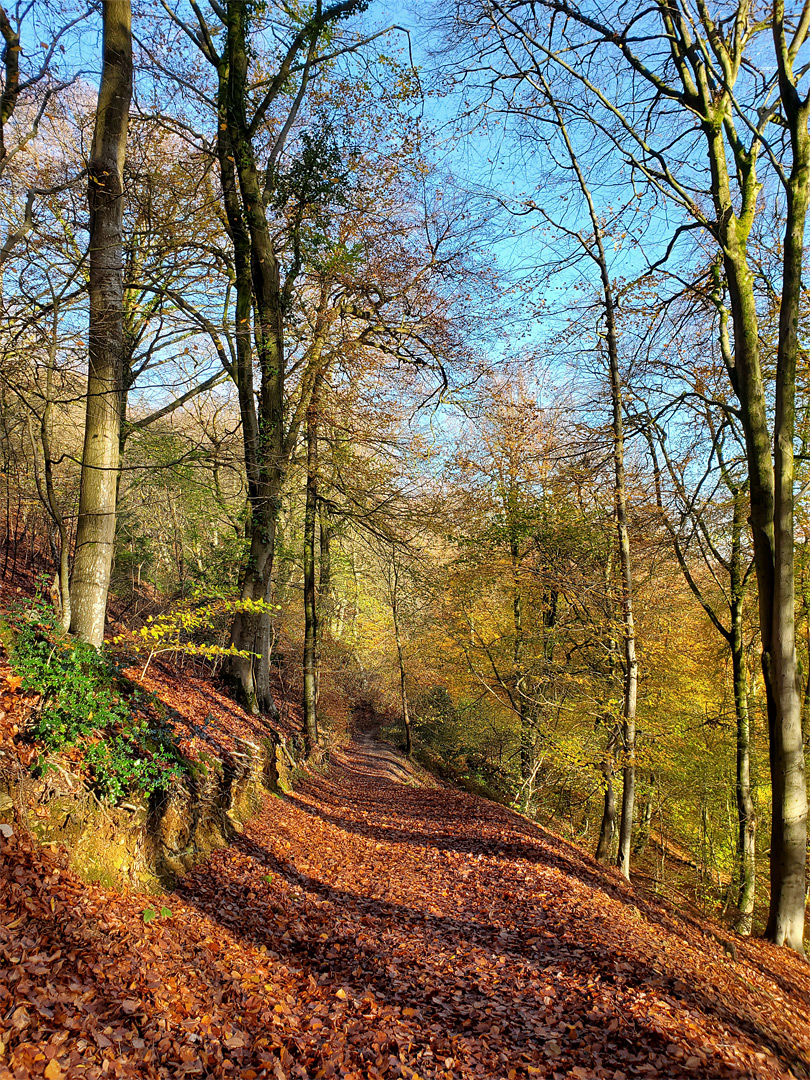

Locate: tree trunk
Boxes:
[69,0,131,646]
[40,407,71,630]
[27,356,72,630]
[391,557,412,756]
[601,231,637,881]
[214,25,277,715]
[302,374,323,754]
[595,751,617,863]
[511,536,532,779]
[726,487,757,935]
[764,79,810,947]
[732,624,757,933]
[701,112,807,950]
[217,2,299,714]
[632,772,655,855]
[611,384,637,879]
[318,498,333,640]
[596,551,618,863]
[228,521,278,716]
[546,100,638,877]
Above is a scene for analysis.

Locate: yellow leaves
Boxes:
[113,597,281,670]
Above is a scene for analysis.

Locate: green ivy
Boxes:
[7,594,187,803]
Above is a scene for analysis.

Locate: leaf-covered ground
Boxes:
[2,733,809,1080]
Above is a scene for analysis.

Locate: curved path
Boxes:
[2,736,809,1079]
[176,737,809,1080]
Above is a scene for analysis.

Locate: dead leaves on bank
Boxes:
[1,734,809,1080]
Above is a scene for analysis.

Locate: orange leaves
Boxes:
[1,724,809,1080]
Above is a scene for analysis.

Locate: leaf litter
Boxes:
[2,730,809,1079]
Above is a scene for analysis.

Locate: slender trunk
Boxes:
[595,750,617,863]
[318,498,333,638]
[511,536,531,778]
[41,408,71,630]
[314,451,333,707]
[70,0,131,646]
[632,771,655,855]
[596,551,617,863]
[550,104,638,877]
[636,793,653,854]
[726,487,757,934]
[167,491,185,593]
[391,558,412,756]
[302,374,322,754]
[26,367,72,630]
[732,621,756,933]
[602,250,637,881]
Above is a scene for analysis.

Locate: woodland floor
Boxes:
[2,728,810,1080]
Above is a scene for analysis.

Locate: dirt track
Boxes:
[2,735,809,1079]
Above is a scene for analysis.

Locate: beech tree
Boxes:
[70,0,132,646]
[156,0,427,714]
[303,366,327,752]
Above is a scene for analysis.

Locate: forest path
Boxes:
[3,734,810,1080]
[174,735,808,1080]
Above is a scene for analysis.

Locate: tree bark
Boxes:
[610,327,638,881]
[213,2,337,714]
[318,498,333,641]
[724,486,756,935]
[510,535,532,779]
[764,41,810,945]
[391,555,412,756]
[596,551,618,863]
[0,5,20,168]
[70,0,131,646]
[302,373,324,754]
[588,183,637,880]
[217,3,284,715]
[538,90,638,876]
[595,748,617,863]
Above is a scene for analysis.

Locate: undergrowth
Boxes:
[4,590,187,803]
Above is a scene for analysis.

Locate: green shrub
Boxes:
[7,594,186,802]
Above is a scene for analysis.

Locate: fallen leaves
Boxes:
[1,724,809,1079]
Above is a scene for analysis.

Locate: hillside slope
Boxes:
[2,731,809,1079]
